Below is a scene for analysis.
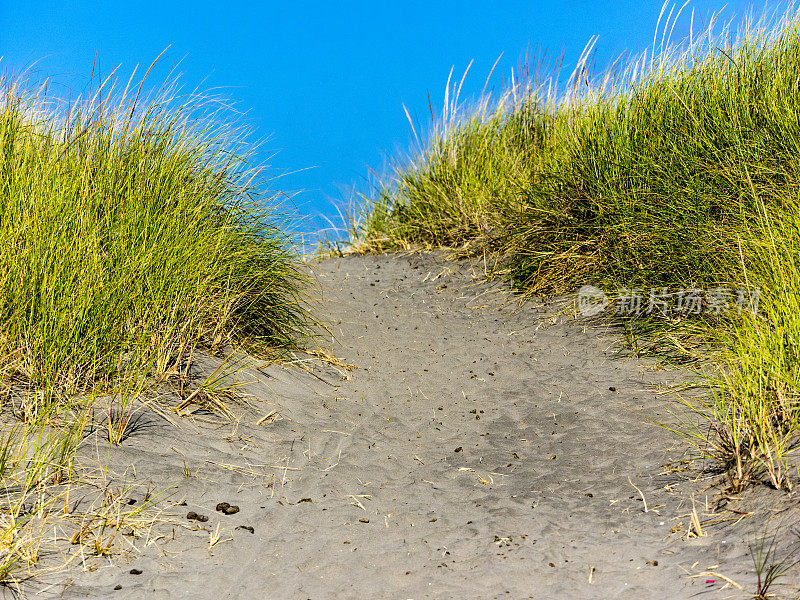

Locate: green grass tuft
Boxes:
[0,69,310,411]
[354,2,800,492]
[0,62,312,581]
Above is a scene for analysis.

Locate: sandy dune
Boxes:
[36,253,799,599]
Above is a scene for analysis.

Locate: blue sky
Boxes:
[1,1,762,234]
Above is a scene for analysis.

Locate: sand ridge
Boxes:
[41,252,799,599]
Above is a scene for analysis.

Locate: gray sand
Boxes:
[33,253,800,599]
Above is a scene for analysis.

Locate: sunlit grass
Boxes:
[0,62,311,582]
[355,2,800,491]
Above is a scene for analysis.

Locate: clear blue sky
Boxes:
[1,1,763,234]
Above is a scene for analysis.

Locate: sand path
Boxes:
[50,253,794,599]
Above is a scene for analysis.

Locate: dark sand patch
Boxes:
[30,253,800,599]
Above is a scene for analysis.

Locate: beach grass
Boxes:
[353,2,800,491]
[0,64,311,582]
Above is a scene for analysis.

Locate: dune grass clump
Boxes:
[0,66,310,582]
[682,193,800,492]
[358,7,800,294]
[354,3,800,491]
[0,70,309,409]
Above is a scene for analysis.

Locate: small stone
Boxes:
[114,585,122,591]
[130,568,142,575]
